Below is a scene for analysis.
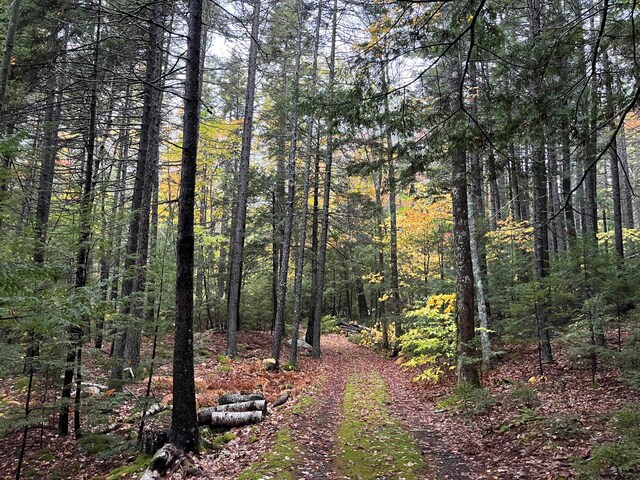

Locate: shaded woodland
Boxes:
[1,0,640,478]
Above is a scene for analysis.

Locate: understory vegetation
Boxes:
[1,0,640,477]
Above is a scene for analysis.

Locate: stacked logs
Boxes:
[337,321,370,334]
[197,392,267,427]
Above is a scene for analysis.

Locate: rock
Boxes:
[262,358,277,369]
[286,338,312,351]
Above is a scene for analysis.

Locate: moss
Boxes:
[35,448,55,462]
[281,362,300,372]
[20,467,39,478]
[291,395,314,415]
[212,431,237,448]
[238,428,296,480]
[216,354,232,364]
[105,455,152,480]
[335,372,424,480]
[218,364,232,373]
[78,433,137,461]
[14,376,30,392]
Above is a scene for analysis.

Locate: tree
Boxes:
[227,0,261,357]
[270,0,303,369]
[449,55,480,386]
[111,0,167,381]
[311,0,338,358]
[0,0,21,113]
[170,0,204,453]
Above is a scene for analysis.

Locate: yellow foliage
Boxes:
[425,293,456,314]
[486,216,534,261]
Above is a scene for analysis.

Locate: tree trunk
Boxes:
[355,277,369,321]
[381,60,402,337]
[59,7,102,435]
[311,0,338,359]
[468,188,492,369]
[227,0,260,357]
[449,58,480,386]
[487,152,502,230]
[0,0,21,113]
[530,0,553,364]
[290,0,322,366]
[305,149,320,345]
[111,1,166,382]
[547,143,566,252]
[373,170,388,348]
[200,399,266,414]
[618,125,635,229]
[271,0,303,368]
[561,123,577,242]
[604,49,623,259]
[169,0,203,454]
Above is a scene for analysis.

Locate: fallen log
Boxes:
[337,322,371,333]
[197,409,263,427]
[140,443,181,480]
[211,399,266,414]
[218,392,265,405]
[272,391,290,408]
[144,403,168,417]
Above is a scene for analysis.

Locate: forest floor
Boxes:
[0,331,636,479]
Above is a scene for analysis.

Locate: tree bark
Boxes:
[170,0,203,453]
[111,1,166,382]
[290,0,323,366]
[311,0,338,359]
[530,0,553,364]
[449,58,480,386]
[604,49,623,259]
[197,410,263,427]
[381,60,402,338]
[271,0,303,368]
[227,0,261,357]
[468,179,492,369]
[0,0,21,113]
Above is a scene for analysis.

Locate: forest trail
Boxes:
[197,334,472,480]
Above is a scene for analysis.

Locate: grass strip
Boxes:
[336,371,424,480]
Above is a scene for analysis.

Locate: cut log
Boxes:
[337,321,370,333]
[286,338,312,351]
[197,409,263,427]
[211,399,266,414]
[140,443,181,480]
[272,391,290,408]
[144,403,168,417]
[218,392,265,405]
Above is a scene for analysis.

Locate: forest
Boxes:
[1,0,640,478]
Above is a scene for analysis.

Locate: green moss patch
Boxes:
[104,455,152,480]
[291,395,314,415]
[336,372,424,480]
[238,428,297,480]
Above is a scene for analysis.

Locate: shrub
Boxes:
[397,295,457,383]
[575,405,640,478]
[504,381,539,408]
[321,315,342,334]
[436,382,496,416]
